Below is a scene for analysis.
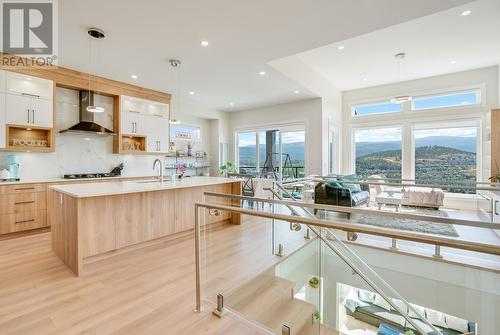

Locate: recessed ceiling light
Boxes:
[337,45,345,50]
[189,91,195,95]
[84,137,91,141]
[229,102,235,106]
[450,60,457,65]
[131,74,138,79]
[362,78,367,81]
[200,40,209,47]
[259,71,266,76]
[294,90,300,94]
[461,10,471,16]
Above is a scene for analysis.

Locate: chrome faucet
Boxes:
[153,158,164,183]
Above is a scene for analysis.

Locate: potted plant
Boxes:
[490,160,500,183]
[313,311,321,323]
[309,276,320,289]
[219,162,237,177]
[177,164,187,179]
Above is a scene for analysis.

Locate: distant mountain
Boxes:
[356,136,476,157]
[239,142,305,166]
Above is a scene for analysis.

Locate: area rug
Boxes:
[353,208,459,237]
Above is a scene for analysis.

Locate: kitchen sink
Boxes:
[135,179,170,184]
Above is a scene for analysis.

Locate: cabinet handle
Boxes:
[15,219,35,224]
[31,109,35,124]
[495,200,499,216]
[15,200,35,205]
[14,187,35,191]
[129,110,140,114]
[27,109,30,123]
[21,93,40,98]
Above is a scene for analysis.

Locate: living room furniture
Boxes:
[376,192,404,212]
[314,175,370,208]
[344,288,477,335]
[369,175,445,209]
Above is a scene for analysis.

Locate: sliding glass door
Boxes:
[236,126,305,179]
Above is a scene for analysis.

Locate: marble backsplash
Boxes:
[0,87,164,179]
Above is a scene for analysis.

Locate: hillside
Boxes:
[356,145,476,193]
[356,135,476,157]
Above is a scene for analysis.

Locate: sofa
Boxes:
[368,175,445,209]
[344,288,477,335]
[314,175,370,208]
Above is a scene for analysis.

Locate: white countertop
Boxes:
[0,175,158,186]
[49,176,238,198]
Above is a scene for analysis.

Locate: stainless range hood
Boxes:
[59,91,116,135]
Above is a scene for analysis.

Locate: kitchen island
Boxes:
[48,177,241,275]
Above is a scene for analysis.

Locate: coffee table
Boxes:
[376,192,404,212]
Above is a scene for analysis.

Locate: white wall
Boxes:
[227,98,324,175]
[341,66,499,181]
[0,87,213,179]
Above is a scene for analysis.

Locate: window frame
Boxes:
[350,100,403,118]
[411,89,482,112]
[410,120,481,193]
[351,125,404,178]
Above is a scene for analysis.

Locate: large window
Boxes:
[352,101,402,117]
[236,127,305,179]
[414,127,477,193]
[237,132,257,173]
[354,127,402,179]
[281,130,306,178]
[412,90,480,111]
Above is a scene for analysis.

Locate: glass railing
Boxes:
[193,189,497,334]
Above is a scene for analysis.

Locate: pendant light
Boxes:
[86,27,105,113]
[169,58,182,124]
[390,52,412,104]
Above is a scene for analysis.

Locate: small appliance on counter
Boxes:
[5,154,20,179]
[0,155,20,182]
[63,163,124,180]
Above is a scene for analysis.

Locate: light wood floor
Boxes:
[0,216,307,335]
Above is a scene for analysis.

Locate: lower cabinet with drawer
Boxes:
[0,209,47,234]
[0,183,47,235]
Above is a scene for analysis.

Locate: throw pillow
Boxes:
[373,294,392,311]
[425,308,448,328]
[338,175,362,192]
[358,289,375,304]
[445,314,469,333]
[327,182,342,188]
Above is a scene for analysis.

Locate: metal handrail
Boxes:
[318,175,500,186]
[203,191,495,230]
[264,186,441,335]
[193,200,442,335]
[310,175,500,191]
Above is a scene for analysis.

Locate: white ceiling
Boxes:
[285,0,500,92]
[57,0,471,115]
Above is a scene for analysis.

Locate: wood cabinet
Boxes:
[116,95,169,154]
[0,183,47,234]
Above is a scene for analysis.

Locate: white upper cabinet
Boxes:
[0,93,5,148]
[146,115,169,153]
[5,71,53,100]
[121,95,170,153]
[0,71,5,93]
[3,71,53,128]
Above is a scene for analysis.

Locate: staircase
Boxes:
[225,268,318,334]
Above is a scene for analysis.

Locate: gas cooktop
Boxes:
[63,173,118,179]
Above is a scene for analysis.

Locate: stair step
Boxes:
[299,323,340,335]
[225,269,294,311]
[262,298,316,334]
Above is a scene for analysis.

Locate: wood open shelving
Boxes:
[120,135,146,153]
[5,125,53,152]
